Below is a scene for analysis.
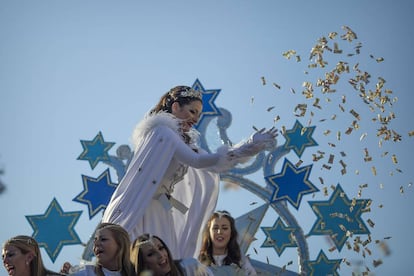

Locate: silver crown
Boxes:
[172,87,202,100]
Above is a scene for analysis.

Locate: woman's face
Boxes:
[2,245,32,276]
[140,238,171,276]
[209,216,232,254]
[93,228,119,271]
[171,100,203,132]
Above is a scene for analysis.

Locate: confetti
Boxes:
[391,154,398,164]
[282,49,297,59]
[272,82,281,89]
[267,106,275,112]
[373,259,383,267]
[367,219,375,228]
[360,133,367,141]
[261,76,266,85]
[350,109,361,120]
[295,160,303,167]
[371,166,377,176]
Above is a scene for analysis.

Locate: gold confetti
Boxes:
[373,259,383,267]
[323,130,331,136]
[261,76,266,85]
[371,166,377,176]
[322,164,332,170]
[313,98,321,109]
[367,219,375,228]
[400,186,404,194]
[350,109,361,120]
[376,57,384,63]
[282,49,297,59]
[360,133,367,141]
[408,130,414,136]
[333,42,342,54]
[391,154,398,164]
[272,82,281,90]
[328,32,338,39]
[273,115,280,123]
[301,127,307,135]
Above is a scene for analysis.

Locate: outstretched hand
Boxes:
[250,127,278,149]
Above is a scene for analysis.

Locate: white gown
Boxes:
[102,112,234,259]
[102,112,269,259]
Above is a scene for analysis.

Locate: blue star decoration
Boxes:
[304,250,341,276]
[260,217,297,256]
[191,78,221,128]
[73,168,117,219]
[283,120,318,158]
[265,158,319,209]
[26,198,82,262]
[308,184,371,251]
[77,131,115,169]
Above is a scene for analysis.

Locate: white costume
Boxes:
[102,112,274,259]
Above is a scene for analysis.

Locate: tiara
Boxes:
[136,236,155,248]
[171,87,202,100]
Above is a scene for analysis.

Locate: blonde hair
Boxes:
[3,235,60,276]
[94,223,135,276]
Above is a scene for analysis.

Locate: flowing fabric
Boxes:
[102,112,270,259]
[102,113,230,258]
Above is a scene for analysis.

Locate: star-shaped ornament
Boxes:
[308,184,371,251]
[265,158,319,209]
[191,79,221,128]
[283,120,318,157]
[26,198,82,262]
[73,168,117,219]
[305,250,341,276]
[77,131,115,169]
[261,217,297,256]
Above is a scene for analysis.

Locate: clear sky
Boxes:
[1,1,413,275]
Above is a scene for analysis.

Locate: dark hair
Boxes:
[131,233,183,276]
[198,210,242,267]
[150,85,202,114]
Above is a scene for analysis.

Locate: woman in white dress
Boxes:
[101,86,277,259]
[198,211,257,276]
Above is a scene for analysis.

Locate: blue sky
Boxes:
[1,1,413,275]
